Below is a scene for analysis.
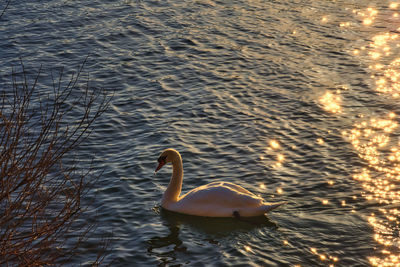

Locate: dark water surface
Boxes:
[2,0,400,266]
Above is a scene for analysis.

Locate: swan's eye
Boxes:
[158,155,167,164]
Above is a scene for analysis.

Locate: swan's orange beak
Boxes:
[155,161,165,173]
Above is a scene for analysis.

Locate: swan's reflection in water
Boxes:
[147,207,277,265]
[146,223,184,266]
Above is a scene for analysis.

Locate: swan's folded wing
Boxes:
[177,184,262,209]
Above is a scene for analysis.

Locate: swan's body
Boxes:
[155,148,284,218]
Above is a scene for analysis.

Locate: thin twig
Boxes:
[0,59,111,265]
[0,0,11,20]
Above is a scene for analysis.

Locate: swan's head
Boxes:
[155,148,181,173]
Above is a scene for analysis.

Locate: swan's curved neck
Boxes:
[162,155,183,205]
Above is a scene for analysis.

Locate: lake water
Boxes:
[1,0,400,266]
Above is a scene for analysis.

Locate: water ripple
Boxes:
[2,0,399,266]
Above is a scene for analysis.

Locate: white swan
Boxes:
[155,148,284,218]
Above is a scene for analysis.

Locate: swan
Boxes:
[155,148,284,218]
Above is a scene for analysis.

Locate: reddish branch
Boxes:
[0,59,110,266]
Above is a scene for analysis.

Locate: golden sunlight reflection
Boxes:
[345,8,400,261]
[265,139,286,168]
[319,91,342,113]
[244,245,252,253]
[339,22,351,28]
[363,18,374,26]
[343,112,400,265]
[354,28,400,98]
[309,247,339,265]
[316,138,325,145]
[354,7,378,26]
[269,139,280,149]
[344,114,399,184]
[375,58,400,97]
[390,2,399,9]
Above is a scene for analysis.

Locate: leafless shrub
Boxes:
[0,58,111,266]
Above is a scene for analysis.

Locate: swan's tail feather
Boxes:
[261,202,286,213]
[235,202,286,217]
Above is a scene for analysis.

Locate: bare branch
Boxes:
[0,0,10,20]
[0,59,111,265]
